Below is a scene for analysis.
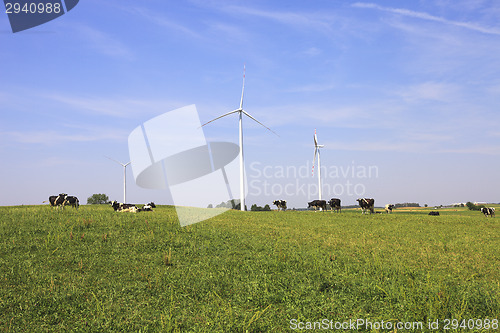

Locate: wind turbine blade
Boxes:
[239,64,245,110]
[105,155,126,167]
[242,110,279,136]
[200,110,240,127]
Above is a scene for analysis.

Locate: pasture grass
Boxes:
[0,205,498,332]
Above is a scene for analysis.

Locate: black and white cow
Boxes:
[111,200,139,213]
[308,200,327,211]
[141,202,156,212]
[356,198,375,214]
[45,193,68,209]
[328,198,341,213]
[63,196,79,209]
[481,207,495,217]
[428,211,440,216]
[273,200,287,211]
[385,204,394,214]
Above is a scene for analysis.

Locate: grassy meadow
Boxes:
[0,205,498,332]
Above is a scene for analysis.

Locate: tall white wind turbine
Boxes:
[312,129,324,200]
[201,65,277,211]
[106,156,131,203]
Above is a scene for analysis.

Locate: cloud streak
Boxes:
[41,93,182,118]
[73,24,134,59]
[352,2,500,36]
[1,128,128,145]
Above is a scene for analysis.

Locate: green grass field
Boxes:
[0,205,498,332]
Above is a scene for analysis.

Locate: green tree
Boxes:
[234,203,247,211]
[87,193,109,205]
[263,204,271,211]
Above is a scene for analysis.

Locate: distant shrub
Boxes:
[250,204,271,211]
[87,193,109,205]
[466,202,486,211]
[394,202,420,208]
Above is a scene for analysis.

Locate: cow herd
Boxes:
[44,194,155,213]
[273,200,287,211]
[110,200,156,213]
[44,194,495,217]
[44,193,80,209]
[304,198,378,214]
[274,198,497,218]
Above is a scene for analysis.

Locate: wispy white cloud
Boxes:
[286,82,336,93]
[323,139,428,153]
[395,82,462,103]
[72,24,133,59]
[302,47,322,57]
[1,127,128,145]
[352,2,500,36]
[41,93,182,118]
[224,5,335,34]
[122,6,201,39]
[441,146,500,155]
[39,157,84,167]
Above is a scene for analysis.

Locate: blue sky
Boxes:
[1,0,499,208]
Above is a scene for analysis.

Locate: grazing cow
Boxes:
[44,193,68,209]
[328,198,341,213]
[385,204,394,214]
[356,198,375,214]
[308,200,327,211]
[63,196,79,209]
[428,211,440,216]
[273,200,287,211]
[111,200,139,213]
[141,202,156,212]
[481,207,495,217]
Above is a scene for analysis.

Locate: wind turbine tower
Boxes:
[106,156,131,203]
[201,65,278,211]
[312,129,324,200]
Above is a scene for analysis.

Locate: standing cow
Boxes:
[357,198,375,214]
[45,193,68,209]
[273,200,287,211]
[481,207,495,217]
[308,200,327,211]
[328,198,341,213]
[63,196,80,209]
[385,204,394,214]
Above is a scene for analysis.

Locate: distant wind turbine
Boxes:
[312,129,324,201]
[105,156,131,203]
[201,65,278,211]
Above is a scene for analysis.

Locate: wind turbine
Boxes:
[105,156,131,203]
[312,129,324,201]
[201,65,277,211]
